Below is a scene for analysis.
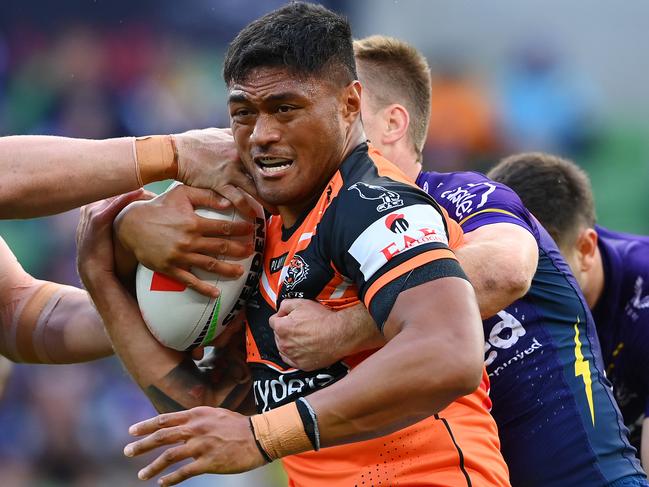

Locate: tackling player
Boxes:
[0,128,252,390]
[79,4,510,486]
[265,36,645,487]
[488,152,649,469]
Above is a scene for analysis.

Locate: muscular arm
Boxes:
[456,222,538,319]
[0,136,141,218]
[307,277,483,445]
[0,128,258,219]
[0,237,112,363]
[86,273,253,414]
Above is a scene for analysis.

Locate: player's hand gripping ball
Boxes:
[135,184,265,351]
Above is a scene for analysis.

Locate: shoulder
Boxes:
[418,170,537,236]
[336,144,444,221]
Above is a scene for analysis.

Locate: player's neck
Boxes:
[380,143,421,183]
[584,246,605,309]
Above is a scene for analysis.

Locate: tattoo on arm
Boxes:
[144,355,254,414]
[145,385,186,413]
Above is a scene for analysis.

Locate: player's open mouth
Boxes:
[255,156,294,175]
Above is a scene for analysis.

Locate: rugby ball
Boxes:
[135,189,265,351]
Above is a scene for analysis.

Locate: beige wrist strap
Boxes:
[249,402,313,460]
[134,135,179,185]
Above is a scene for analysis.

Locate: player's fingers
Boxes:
[102,189,147,220]
[128,411,190,437]
[269,315,292,339]
[168,268,221,299]
[217,185,257,218]
[158,459,208,487]
[141,189,158,200]
[278,351,299,369]
[182,186,232,211]
[125,425,191,459]
[196,217,253,238]
[193,237,253,259]
[136,445,193,482]
[183,254,244,280]
[276,298,300,317]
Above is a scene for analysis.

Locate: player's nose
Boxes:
[250,113,281,148]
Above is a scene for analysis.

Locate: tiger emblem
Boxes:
[283,255,309,290]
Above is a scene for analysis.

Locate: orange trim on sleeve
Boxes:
[364,248,457,307]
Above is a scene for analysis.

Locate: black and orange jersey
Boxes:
[245,143,510,486]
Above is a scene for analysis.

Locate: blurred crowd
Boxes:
[0,2,647,486]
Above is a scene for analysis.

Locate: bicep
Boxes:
[383,276,483,350]
[461,222,538,280]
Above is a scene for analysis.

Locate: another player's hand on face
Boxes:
[76,189,148,291]
[173,127,276,217]
[114,184,254,298]
[124,407,266,486]
[269,299,350,371]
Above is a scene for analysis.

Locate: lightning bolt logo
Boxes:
[574,317,595,425]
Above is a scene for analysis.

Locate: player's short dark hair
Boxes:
[223,2,357,88]
[487,152,596,248]
[354,36,431,162]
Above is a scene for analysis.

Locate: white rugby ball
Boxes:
[135,189,265,351]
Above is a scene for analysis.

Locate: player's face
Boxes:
[228,67,351,216]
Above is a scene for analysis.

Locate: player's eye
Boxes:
[277,105,295,113]
[233,108,252,117]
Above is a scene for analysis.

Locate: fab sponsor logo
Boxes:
[349,204,448,280]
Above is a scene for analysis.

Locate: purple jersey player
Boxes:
[418,169,643,486]
[489,152,649,469]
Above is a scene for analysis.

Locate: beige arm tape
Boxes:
[249,402,313,460]
[0,238,67,363]
[134,135,179,185]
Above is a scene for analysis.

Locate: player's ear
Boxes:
[383,104,410,145]
[575,227,598,272]
[341,80,362,123]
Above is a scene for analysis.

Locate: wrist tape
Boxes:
[249,398,320,461]
[133,135,179,185]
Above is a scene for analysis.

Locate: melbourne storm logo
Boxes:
[283,255,309,291]
[348,182,403,212]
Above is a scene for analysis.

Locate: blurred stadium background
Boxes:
[0,1,647,485]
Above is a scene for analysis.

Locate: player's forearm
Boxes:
[87,274,252,414]
[0,136,141,218]
[457,224,537,318]
[333,304,386,356]
[308,279,484,447]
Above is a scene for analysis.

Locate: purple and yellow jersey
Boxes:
[417,170,645,487]
[594,225,649,450]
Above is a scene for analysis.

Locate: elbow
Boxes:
[444,353,483,397]
[419,340,484,403]
[504,269,533,301]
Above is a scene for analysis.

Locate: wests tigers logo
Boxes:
[283,255,309,290]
